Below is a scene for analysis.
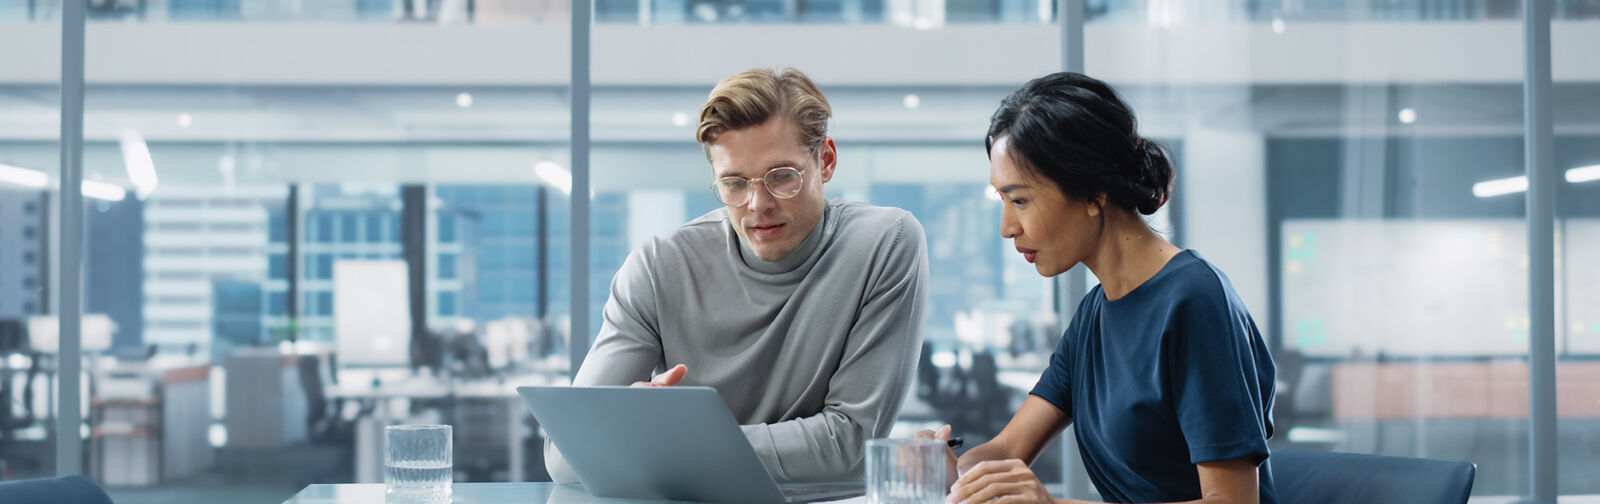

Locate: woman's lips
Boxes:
[1017,247,1038,263]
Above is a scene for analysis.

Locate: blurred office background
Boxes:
[1,0,1598,502]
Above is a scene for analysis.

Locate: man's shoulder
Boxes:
[830,200,924,252]
[633,207,729,264]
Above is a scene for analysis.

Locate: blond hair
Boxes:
[696,67,832,158]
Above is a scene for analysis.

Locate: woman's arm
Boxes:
[957,395,1071,474]
[948,457,1259,504]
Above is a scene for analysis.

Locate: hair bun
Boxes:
[1129,137,1174,215]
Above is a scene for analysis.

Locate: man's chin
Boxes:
[749,242,797,262]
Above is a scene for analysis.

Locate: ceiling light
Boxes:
[456,92,473,108]
[0,163,49,188]
[902,94,921,109]
[1566,164,1600,183]
[1473,176,1528,198]
[535,161,572,196]
[81,180,127,202]
[1398,108,1416,124]
[120,130,158,200]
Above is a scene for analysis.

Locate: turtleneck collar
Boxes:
[732,200,836,275]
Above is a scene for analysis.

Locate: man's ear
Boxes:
[818,137,837,183]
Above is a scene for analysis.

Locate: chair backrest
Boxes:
[0,475,115,504]
[1271,450,1474,504]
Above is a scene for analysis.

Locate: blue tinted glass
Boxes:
[267,293,286,316]
[439,254,457,280]
[437,291,457,317]
[268,208,287,243]
[316,214,334,242]
[341,214,359,243]
[316,291,333,316]
[439,214,457,243]
[366,215,383,242]
[269,254,287,280]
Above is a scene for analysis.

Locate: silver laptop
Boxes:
[518,386,864,504]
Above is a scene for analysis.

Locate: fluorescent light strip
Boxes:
[81,180,127,202]
[120,130,158,200]
[1473,176,1528,198]
[1568,164,1600,184]
[1474,165,1600,198]
[534,161,572,196]
[0,163,50,188]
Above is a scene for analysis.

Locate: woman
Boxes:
[916,72,1278,504]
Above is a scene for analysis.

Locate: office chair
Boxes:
[0,475,115,504]
[1271,449,1475,504]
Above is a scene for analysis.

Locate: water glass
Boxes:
[865,438,947,504]
[385,424,452,503]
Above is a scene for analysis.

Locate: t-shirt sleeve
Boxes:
[1029,291,1094,416]
[1167,278,1273,466]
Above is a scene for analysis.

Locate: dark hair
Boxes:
[986,72,1174,215]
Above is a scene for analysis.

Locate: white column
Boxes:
[1181,129,1270,327]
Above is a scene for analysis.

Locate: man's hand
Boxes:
[631,364,687,387]
[947,459,1055,504]
[910,425,959,489]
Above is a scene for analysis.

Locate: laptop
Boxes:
[518,386,865,504]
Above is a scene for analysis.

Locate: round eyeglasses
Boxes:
[710,167,806,207]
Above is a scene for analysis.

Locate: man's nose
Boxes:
[745,182,777,213]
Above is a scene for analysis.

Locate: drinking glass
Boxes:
[865,438,946,504]
[385,424,452,503]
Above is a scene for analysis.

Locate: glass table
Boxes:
[283,483,868,504]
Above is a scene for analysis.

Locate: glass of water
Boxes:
[385,424,452,503]
[865,438,946,504]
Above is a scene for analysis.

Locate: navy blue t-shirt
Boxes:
[1030,250,1278,504]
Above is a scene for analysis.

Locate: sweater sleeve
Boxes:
[740,214,929,482]
[543,245,664,484]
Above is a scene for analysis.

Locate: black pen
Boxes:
[947,437,964,449]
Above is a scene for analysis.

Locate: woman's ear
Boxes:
[1087,193,1108,217]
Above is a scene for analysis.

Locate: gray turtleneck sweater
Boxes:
[543,199,929,484]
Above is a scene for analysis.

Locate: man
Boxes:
[543,67,929,483]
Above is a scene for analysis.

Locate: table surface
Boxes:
[284,483,868,504]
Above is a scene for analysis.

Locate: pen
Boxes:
[947,437,964,449]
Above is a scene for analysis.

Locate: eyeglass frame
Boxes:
[708,165,812,207]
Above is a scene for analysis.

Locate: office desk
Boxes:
[324,371,570,483]
[284,483,867,504]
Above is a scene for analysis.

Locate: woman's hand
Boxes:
[909,425,960,489]
[947,459,1055,504]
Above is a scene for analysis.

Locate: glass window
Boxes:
[438,254,457,280]
[437,291,456,317]
[1555,35,1600,498]
[316,214,334,242]
[438,213,456,243]
[341,214,359,242]
[266,292,286,316]
[316,254,334,280]
[268,207,287,243]
[268,253,287,280]
[316,291,334,317]
[366,214,384,242]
